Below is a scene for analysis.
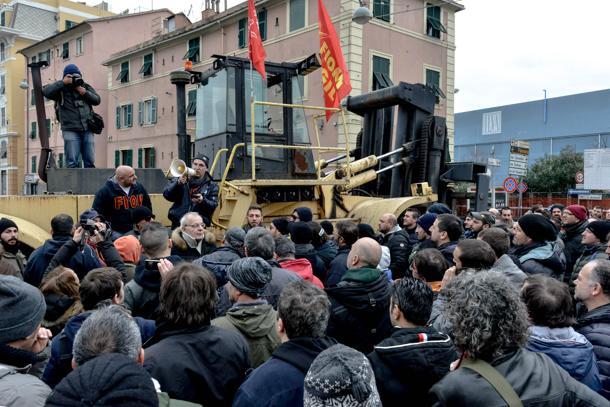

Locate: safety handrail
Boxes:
[209,148,228,177]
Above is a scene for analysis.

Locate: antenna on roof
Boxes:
[186,4,192,16]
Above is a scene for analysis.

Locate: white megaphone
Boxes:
[169,159,196,178]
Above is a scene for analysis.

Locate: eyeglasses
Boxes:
[185,223,205,228]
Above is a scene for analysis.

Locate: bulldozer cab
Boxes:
[194,55,319,181]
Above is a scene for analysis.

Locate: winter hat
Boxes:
[227,257,272,297]
[320,220,334,236]
[470,211,496,226]
[587,221,610,243]
[63,64,81,77]
[290,222,313,244]
[0,275,46,344]
[358,223,377,239]
[79,208,102,223]
[132,206,154,224]
[45,353,158,407]
[416,213,437,236]
[549,204,565,213]
[565,205,588,222]
[225,227,246,248]
[272,218,290,235]
[114,235,142,264]
[294,207,313,222]
[0,218,17,235]
[518,214,557,242]
[304,344,381,407]
[193,154,209,166]
[427,203,452,215]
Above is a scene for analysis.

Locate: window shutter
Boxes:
[138,148,143,168]
[116,106,121,129]
[127,104,133,127]
[151,98,157,123]
[126,150,133,166]
[238,18,246,48]
[258,10,267,41]
[149,148,156,168]
[138,101,143,126]
[114,150,120,167]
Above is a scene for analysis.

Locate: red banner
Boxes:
[318,0,352,120]
[248,0,266,80]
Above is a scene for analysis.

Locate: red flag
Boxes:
[248,0,266,81]
[318,0,352,120]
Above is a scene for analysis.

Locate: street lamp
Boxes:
[352,1,373,25]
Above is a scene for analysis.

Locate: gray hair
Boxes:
[443,272,528,361]
[278,280,330,339]
[274,236,295,259]
[224,227,246,250]
[589,259,610,296]
[180,212,202,228]
[244,226,275,260]
[73,305,141,366]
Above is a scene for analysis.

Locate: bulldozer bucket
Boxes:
[346,195,438,228]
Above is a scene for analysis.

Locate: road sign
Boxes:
[509,168,527,177]
[509,161,528,170]
[487,157,501,167]
[517,181,528,193]
[580,194,602,200]
[567,189,591,195]
[504,177,518,193]
[510,140,530,155]
[509,154,528,163]
[575,171,584,184]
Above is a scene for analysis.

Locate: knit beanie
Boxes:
[45,353,158,407]
[227,257,272,297]
[0,275,46,344]
[304,344,381,407]
[132,206,154,224]
[290,222,313,244]
[320,220,334,236]
[427,203,452,215]
[272,218,290,235]
[416,213,437,236]
[114,235,142,264]
[358,223,377,239]
[0,218,17,235]
[193,154,209,166]
[566,205,588,222]
[225,227,246,248]
[294,207,313,222]
[63,64,81,77]
[518,214,557,242]
[587,221,610,243]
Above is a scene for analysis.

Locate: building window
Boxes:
[0,75,4,95]
[258,9,267,41]
[183,38,200,63]
[373,0,390,22]
[139,53,153,77]
[58,153,64,168]
[289,0,305,31]
[0,43,5,61]
[187,89,197,117]
[116,104,133,128]
[31,89,36,105]
[116,149,133,166]
[38,49,51,65]
[138,98,158,125]
[238,18,246,48]
[0,107,5,127]
[426,4,446,38]
[31,156,37,174]
[31,122,37,139]
[0,141,6,159]
[425,68,442,104]
[65,20,76,30]
[75,37,83,55]
[45,118,51,135]
[0,12,5,27]
[482,111,502,135]
[371,54,391,90]
[117,61,129,83]
[138,147,156,168]
[0,170,5,195]
[62,42,69,59]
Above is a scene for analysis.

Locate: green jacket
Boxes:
[158,391,202,406]
[212,301,280,368]
[341,267,383,284]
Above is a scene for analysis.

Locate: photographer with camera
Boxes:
[42,64,101,168]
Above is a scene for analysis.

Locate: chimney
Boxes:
[201,8,217,20]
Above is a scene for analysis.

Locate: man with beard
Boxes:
[561,205,589,282]
[163,155,218,228]
[0,218,26,279]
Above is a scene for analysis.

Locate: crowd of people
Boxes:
[1,161,610,406]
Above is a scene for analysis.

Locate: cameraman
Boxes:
[43,64,100,168]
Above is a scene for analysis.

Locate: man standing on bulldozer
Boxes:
[163,155,218,229]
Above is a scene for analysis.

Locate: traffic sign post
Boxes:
[509,140,530,178]
[575,171,584,185]
[504,177,518,193]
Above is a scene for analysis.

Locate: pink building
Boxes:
[20,9,190,192]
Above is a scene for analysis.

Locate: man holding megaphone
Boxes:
[163,155,218,229]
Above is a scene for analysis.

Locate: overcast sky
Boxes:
[100,0,610,113]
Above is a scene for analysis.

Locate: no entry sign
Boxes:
[504,177,518,193]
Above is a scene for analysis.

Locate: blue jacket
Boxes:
[526,325,601,392]
[233,336,336,407]
[576,303,610,400]
[24,235,101,287]
[42,310,155,388]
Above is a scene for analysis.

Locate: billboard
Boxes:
[584,149,610,190]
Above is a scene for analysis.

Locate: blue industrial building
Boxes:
[454,89,610,187]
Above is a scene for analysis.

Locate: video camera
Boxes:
[80,218,98,234]
[70,73,84,87]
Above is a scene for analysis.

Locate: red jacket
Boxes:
[279,258,324,288]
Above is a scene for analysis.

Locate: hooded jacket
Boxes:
[561,220,589,281]
[123,255,184,319]
[170,228,216,262]
[367,326,457,407]
[212,301,280,368]
[24,235,101,287]
[571,243,608,291]
[526,325,601,391]
[232,336,337,407]
[193,246,243,288]
[429,348,608,406]
[42,310,155,388]
[163,173,219,228]
[325,267,392,353]
[325,245,351,287]
[490,254,527,289]
[279,258,324,288]
[0,344,50,406]
[511,241,565,279]
[143,320,250,406]
[576,303,610,400]
[92,177,152,234]
[42,80,100,132]
[294,243,326,282]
